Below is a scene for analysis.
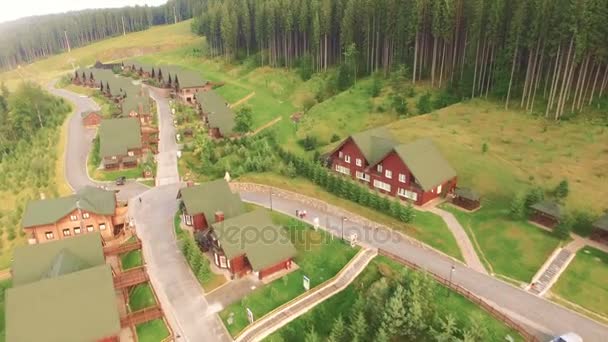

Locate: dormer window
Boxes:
[339,151,343,159]
[356,158,362,167]
[345,155,351,163]
[377,164,383,173]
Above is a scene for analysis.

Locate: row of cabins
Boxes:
[7,234,122,341]
[123,60,236,138]
[73,67,159,170]
[177,180,296,280]
[329,127,457,206]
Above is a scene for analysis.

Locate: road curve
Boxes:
[239,190,608,342]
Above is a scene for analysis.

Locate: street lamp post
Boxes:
[341,216,347,241]
[447,265,455,297]
[269,187,273,211]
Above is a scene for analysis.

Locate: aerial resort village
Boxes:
[1,1,608,342]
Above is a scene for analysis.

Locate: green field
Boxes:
[219,209,359,337]
[240,173,464,261]
[129,283,156,312]
[267,256,523,341]
[136,319,170,342]
[0,21,198,90]
[552,247,608,319]
[121,250,143,270]
[0,279,12,341]
[442,202,561,283]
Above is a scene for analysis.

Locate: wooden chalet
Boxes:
[195,90,236,138]
[173,71,212,103]
[82,111,102,127]
[98,118,144,170]
[452,187,481,211]
[177,179,245,231]
[591,213,608,243]
[21,187,127,244]
[210,209,297,280]
[529,200,562,229]
[329,127,457,206]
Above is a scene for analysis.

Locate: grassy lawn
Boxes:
[0,279,12,342]
[55,112,74,196]
[0,21,198,90]
[90,164,144,182]
[442,201,561,283]
[219,209,359,337]
[551,247,608,319]
[239,172,464,261]
[129,283,156,312]
[267,256,523,341]
[121,250,143,270]
[136,319,170,342]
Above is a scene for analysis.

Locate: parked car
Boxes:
[550,333,583,342]
[115,176,126,186]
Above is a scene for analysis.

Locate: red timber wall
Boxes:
[330,138,368,181]
[230,254,251,277]
[192,213,208,230]
[259,258,292,280]
[97,335,119,342]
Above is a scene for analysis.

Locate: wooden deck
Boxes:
[113,267,149,289]
[120,306,164,327]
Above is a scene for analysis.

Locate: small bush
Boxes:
[554,215,573,240]
[416,93,433,114]
[330,134,341,143]
[298,135,319,151]
[553,179,569,199]
[481,142,489,154]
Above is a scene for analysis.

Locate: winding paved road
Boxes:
[239,190,608,342]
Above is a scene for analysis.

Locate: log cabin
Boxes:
[529,200,562,229]
[195,90,236,139]
[82,111,102,127]
[329,127,457,206]
[452,187,481,211]
[6,234,121,342]
[174,72,212,104]
[21,187,127,244]
[98,118,144,169]
[591,213,608,243]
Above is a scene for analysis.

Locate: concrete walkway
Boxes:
[238,185,608,342]
[148,89,180,186]
[235,248,377,342]
[426,206,487,274]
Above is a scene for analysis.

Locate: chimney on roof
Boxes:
[215,211,225,223]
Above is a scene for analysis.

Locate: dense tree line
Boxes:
[192,0,608,120]
[0,0,202,70]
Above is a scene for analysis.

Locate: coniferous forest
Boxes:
[0,0,202,70]
[191,0,608,120]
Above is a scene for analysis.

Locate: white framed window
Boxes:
[45,232,54,240]
[63,229,71,237]
[128,151,134,157]
[399,173,406,183]
[99,223,107,231]
[70,214,78,221]
[398,188,418,201]
[219,255,227,268]
[112,156,117,160]
[344,155,351,163]
[87,225,94,232]
[356,171,370,182]
[377,164,383,173]
[335,164,351,175]
[82,212,90,219]
[356,158,362,167]
[338,151,343,159]
[437,184,443,194]
[385,170,392,179]
[373,179,391,192]
[74,227,81,235]
[185,215,192,226]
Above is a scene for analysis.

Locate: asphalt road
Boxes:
[47,81,148,200]
[148,89,180,186]
[239,191,608,342]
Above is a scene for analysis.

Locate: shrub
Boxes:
[298,135,319,151]
[509,193,526,220]
[416,93,433,114]
[524,187,545,209]
[298,55,314,81]
[392,95,409,116]
[399,203,415,223]
[554,215,573,240]
[554,179,569,199]
[370,74,383,97]
[330,134,341,143]
[234,105,253,133]
[481,142,488,154]
[571,210,595,237]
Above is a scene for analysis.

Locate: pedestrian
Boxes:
[139,197,142,204]
[295,209,300,217]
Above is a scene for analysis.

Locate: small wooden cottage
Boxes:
[452,188,481,211]
[529,200,562,229]
[591,213,608,243]
[82,111,102,127]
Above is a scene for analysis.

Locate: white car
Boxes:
[550,333,583,342]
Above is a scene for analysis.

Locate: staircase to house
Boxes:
[528,249,574,296]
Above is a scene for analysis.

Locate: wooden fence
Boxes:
[378,249,540,342]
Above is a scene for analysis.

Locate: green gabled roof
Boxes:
[393,139,457,191]
[12,233,105,286]
[592,213,608,232]
[212,209,297,271]
[531,200,563,219]
[22,186,116,228]
[178,180,245,223]
[196,90,235,135]
[7,265,121,342]
[121,94,151,117]
[350,127,399,165]
[176,70,207,88]
[99,117,142,157]
[80,110,100,118]
[455,187,480,202]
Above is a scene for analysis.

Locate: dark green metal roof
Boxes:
[99,118,142,157]
[178,180,245,223]
[455,187,480,202]
[22,187,116,228]
[212,209,297,271]
[11,233,105,286]
[393,139,457,191]
[349,127,399,165]
[593,214,608,232]
[196,90,235,135]
[531,200,563,219]
[6,265,121,342]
